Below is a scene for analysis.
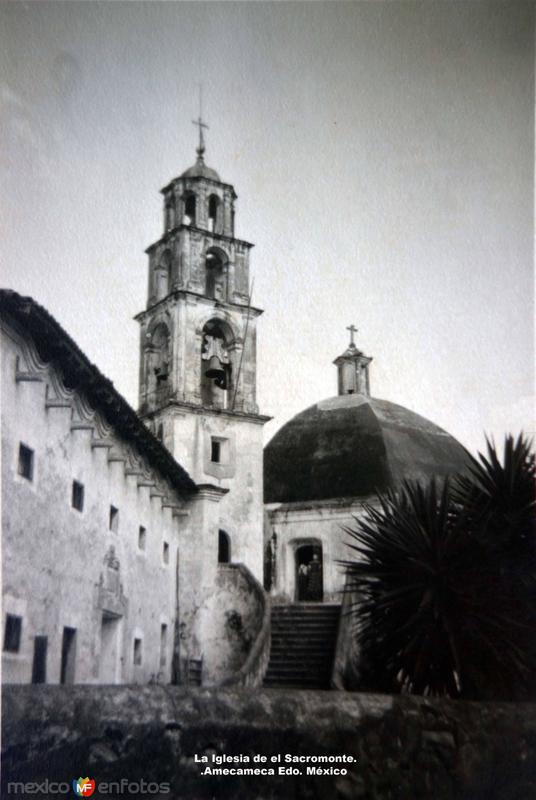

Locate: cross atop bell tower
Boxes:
[192,85,209,163]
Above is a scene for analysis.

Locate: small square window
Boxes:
[138,526,146,550]
[133,637,142,666]
[163,542,169,564]
[210,437,229,465]
[18,443,34,481]
[72,481,84,512]
[109,505,119,532]
[4,613,22,653]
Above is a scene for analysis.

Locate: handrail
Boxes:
[219,563,271,688]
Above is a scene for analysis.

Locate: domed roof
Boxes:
[181,159,221,182]
[264,394,471,504]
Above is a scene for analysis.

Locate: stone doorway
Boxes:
[99,613,122,683]
[295,544,323,603]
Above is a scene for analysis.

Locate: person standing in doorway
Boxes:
[298,561,309,601]
[307,553,322,602]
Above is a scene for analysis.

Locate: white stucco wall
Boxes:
[169,409,265,582]
[1,319,188,685]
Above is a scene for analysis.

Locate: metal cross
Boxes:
[346,324,358,346]
[192,84,209,157]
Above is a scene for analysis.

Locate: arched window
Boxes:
[165,200,174,231]
[201,318,233,409]
[155,250,172,301]
[208,194,221,234]
[205,248,226,300]
[218,530,231,564]
[147,322,170,398]
[183,193,196,226]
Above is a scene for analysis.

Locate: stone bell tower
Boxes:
[136,116,269,580]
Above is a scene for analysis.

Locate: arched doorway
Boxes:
[295,543,323,602]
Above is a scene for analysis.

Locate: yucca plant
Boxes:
[341,434,535,700]
[453,434,535,578]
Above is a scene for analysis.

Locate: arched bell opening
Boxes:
[146,322,171,401]
[155,250,172,301]
[295,543,323,603]
[200,318,234,409]
[218,530,231,564]
[208,194,222,234]
[182,192,196,226]
[164,198,175,231]
[205,248,227,301]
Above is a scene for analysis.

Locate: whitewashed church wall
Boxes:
[169,410,265,584]
[1,322,185,686]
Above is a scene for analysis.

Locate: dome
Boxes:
[181,159,221,182]
[264,394,471,504]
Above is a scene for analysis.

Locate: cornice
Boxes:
[145,225,253,254]
[135,291,263,322]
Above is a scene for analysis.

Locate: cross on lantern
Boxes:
[346,324,358,346]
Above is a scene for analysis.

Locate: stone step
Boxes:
[271,629,338,638]
[268,651,333,661]
[264,668,332,680]
[272,628,337,634]
[267,651,335,662]
[269,643,336,653]
[271,642,336,651]
[271,607,340,616]
[272,620,339,627]
[272,616,338,628]
[264,677,332,687]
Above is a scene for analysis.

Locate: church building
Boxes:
[2,122,470,690]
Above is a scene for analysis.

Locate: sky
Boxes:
[1,1,534,456]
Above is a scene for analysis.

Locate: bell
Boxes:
[205,355,227,388]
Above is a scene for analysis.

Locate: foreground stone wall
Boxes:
[3,686,536,799]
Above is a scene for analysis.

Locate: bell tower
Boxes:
[136,117,269,579]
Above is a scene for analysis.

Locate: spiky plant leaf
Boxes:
[342,436,536,700]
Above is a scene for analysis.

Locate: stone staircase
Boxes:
[263,603,341,689]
